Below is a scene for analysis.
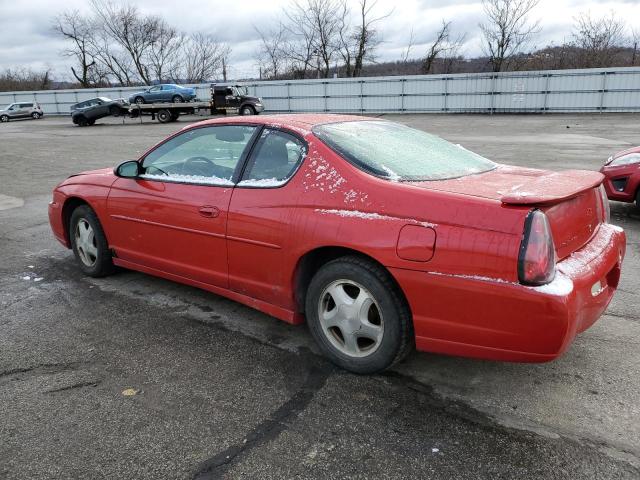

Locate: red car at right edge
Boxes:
[600,146,640,208]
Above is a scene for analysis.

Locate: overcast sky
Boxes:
[1,0,638,80]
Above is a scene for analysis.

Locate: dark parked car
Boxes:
[128,84,196,104]
[212,84,263,115]
[70,97,127,127]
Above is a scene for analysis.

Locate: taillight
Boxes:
[518,210,556,286]
[597,184,610,223]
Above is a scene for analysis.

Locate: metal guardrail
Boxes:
[2,67,640,115]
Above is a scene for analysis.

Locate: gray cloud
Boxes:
[0,0,638,80]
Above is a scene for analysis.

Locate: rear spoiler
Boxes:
[500,170,604,205]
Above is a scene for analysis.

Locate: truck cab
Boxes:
[211,84,264,115]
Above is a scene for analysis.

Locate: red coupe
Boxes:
[49,115,626,373]
[600,146,640,208]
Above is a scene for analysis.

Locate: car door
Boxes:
[227,128,307,306]
[162,85,175,101]
[106,124,259,288]
[147,86,162,102]
[7,104,20,118]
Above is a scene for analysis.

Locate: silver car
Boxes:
[0,102,44,122]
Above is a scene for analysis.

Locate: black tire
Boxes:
[305,256,414,374]
[31,112,41,119]
[87,118,95,126]
[240,105,256,116]
[157,109,172,123]
[170,112,180,121]
[69,205,114,277]
[172,95,184,103]
[134,96,145,105]
[0,114,9,122]
[76,116,88,127]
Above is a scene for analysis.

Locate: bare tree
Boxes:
[182,33,230,83]
[401,28,415,64]
[479,0,541,72]
[631,27,640,66]
[285,0,344,78]
[90,0,162,85]
[571,11,626,68]
[148,21,185,82]
[256,23,288,79]
[53,11,100,87]
[351,0,388,77]
[422,21,451,73]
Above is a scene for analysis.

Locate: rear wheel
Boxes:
[134,96,145,105]
[172,95,184,103]
[305,256,413,374]
[69,205,114,277]
[76,116,88,127]
[157,109,172,123]
[0,114,9,122]
[87,119,95,126]
[31,112,41,119]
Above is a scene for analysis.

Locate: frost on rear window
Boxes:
[313,120,496,181]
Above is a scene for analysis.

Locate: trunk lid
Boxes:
[411,165,605,260]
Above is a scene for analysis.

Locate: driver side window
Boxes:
[141,125,256,186]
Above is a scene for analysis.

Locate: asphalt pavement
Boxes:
[1,113,638,479]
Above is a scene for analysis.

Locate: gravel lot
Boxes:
[1,113,639,479]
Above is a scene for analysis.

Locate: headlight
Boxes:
[608,153,640,167]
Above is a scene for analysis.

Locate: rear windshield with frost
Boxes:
[313,120,496,181]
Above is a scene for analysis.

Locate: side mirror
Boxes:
[114,160,141,178]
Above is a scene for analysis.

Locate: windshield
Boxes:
[313,120,496,181]
[98,97,112,102]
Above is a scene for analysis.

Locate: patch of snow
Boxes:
[431,448,440,453]
[526,273,574,296]
[27,265,34,269]
[427,270,573,297]
[139,173,234,186]
[316,209,437,228]
[34,277,44,282]
[610,224,624,233]
[380,164,401,182]
[237,178,286,187]
[21,276,30,281]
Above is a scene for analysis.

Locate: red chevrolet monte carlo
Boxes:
[49,114,626,373]
[600,145,640,208]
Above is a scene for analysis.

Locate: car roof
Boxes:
[187,114,375,135]
[613,145,640,159]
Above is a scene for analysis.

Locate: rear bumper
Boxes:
[391,223,626,362]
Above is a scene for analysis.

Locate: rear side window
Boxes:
[238,129,306,187]
[313,120,496,181]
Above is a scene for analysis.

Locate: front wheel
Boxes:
[172,95,184,103]
[0,114,9,122]
[31,112,41,119]
[69,205,114,277]
[305,256,414,374]
[240,105,256,116]
[134,96,145,105]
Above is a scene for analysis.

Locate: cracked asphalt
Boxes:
[1,114,639,479]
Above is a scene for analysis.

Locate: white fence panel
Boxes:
[3,67,640,115]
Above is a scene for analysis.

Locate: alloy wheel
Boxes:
[317,279,384,358]
[74,218,98,267]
